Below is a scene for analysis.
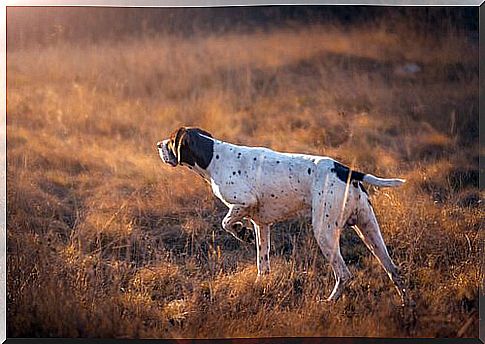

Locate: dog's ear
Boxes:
[172,127,187,150]
[167,127,186,161]
[184,128,214,169]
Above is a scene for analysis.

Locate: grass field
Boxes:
[6,16,482,338]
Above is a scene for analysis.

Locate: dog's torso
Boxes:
[206,139,359,225]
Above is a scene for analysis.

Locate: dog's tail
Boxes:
[332,161,405,187]
[362,174,406,187]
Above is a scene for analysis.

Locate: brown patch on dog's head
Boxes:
[166,127,214,169]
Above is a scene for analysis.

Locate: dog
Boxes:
[157,126,409,305]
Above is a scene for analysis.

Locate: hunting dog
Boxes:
[157,127,409,305]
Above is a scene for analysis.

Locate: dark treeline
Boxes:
[7,6,478,48]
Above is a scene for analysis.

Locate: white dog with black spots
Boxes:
[158,127,410,305]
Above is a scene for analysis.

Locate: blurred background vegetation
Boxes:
[7,6,478,47]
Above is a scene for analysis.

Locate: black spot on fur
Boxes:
[233,171,236,175]
[216,154,219,159]
[238,170,241,175]
[308,168,312,175]
[331,161,365,183]
[254,157,257,161]
[276,161,280,164]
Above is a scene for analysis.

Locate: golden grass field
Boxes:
[6,15,482,338]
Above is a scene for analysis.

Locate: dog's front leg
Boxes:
[222,205,251,242]
[253,221,271,275]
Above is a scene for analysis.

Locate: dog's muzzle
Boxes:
[157,140,178,167]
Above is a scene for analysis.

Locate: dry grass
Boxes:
[6,22,482,338]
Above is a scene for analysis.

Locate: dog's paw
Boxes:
[235,224,254,243]
[223,223,254,244]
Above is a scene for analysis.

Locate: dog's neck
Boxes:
[182,161,212,182]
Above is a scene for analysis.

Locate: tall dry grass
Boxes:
[6,21,481,338]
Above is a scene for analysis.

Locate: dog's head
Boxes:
[157,127,214,169]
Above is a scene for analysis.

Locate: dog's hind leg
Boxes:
[312,169,352,302]
[314,223,352,302]
[354,201,409,305]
